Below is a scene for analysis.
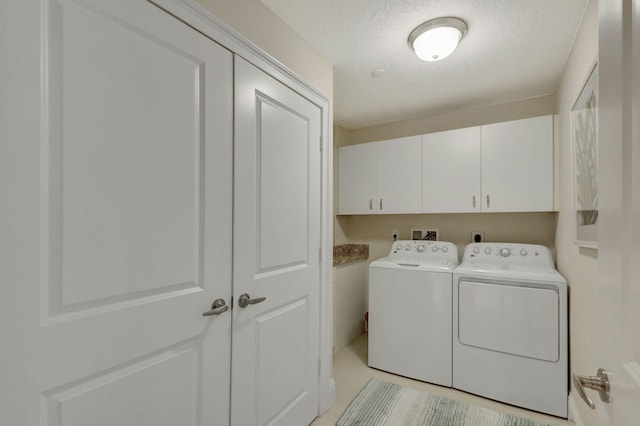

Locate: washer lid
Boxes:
[370,257,457,272]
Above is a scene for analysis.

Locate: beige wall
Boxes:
[195,0,332,98]
[554,0,598,424]
[346,213,557,265]
[349,95,555,144]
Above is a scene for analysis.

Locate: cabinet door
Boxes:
[338,143,378,214]
[423,127,481,213]
[481,115,553,212]
[377,136,423,214]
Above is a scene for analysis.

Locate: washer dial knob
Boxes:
[442,246,448,253]
[520,249,528,257]
[484,247,492,255]
[432,246,439,252]
[405,245,412,251]
[417,245,425,253]
[499,248,511,257]
[473,247,480,254]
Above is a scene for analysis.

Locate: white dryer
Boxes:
[368,240,459,387]
[453,243,568,418]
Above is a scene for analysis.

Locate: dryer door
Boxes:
[458,280,559,361]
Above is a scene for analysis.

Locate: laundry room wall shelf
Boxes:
[333,244,369,266]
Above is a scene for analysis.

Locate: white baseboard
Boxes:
[568,393,585,426]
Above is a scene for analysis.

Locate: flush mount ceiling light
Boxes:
[408,17,468,62]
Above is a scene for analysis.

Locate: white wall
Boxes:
[554,0,599,424]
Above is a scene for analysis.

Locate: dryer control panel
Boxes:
[390,240,459,265]
[462,243,554,267]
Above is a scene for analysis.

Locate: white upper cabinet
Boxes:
[481,115,553,212]
[423,126,481,213]
[338,115,553,215]
[377,136,423,214]
[338,143,378,214]
[338,136,422,214]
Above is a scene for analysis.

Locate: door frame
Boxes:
[149,0,335,415]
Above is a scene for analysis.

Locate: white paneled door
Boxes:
[2,0,235,424]
[591,0,640,423]
[232,56,321,426]
[2,1,327,425]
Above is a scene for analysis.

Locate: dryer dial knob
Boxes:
[500,248,511,257]
[432,246,439,252]
[520,249,528,257]
[442,246,448,253]
[484,247,492,255]
[405,245,412,251]
[417,245,425,253]
[473,247,480,254]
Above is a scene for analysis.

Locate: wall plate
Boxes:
[424,229,439,241]
[411,229,424,240]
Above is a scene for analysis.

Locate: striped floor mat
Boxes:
[337,379,550,426]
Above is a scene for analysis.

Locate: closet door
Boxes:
[233,56,321,426]
[2,0,233,424]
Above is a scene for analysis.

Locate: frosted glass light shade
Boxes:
[409,17,468,62]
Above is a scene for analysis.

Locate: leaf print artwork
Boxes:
[574,91,598,225]
[572,63,598,247]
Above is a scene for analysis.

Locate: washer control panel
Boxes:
[390,240,458,265]
[462,243,553,267]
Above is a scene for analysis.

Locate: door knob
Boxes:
[573,368,611,409]
[202,298,229,316]
[237,293,266,308]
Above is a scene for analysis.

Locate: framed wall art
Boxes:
[571,62,598,248]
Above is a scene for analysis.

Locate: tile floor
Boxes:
[311,334,570,426]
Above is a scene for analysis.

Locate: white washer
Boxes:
[368,240,459,387]
[453,243,568,418]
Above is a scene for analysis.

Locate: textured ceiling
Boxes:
[262,0,589,130]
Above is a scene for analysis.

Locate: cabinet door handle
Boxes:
[473,195,476,208]
[369,198,373,210]
[486,194,490,208]
[379,198,383,210]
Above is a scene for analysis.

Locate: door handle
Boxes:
[202,298,229,316]
[238,293,266,308]
[573,368,611,409]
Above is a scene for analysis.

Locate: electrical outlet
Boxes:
[392,230,399,241]
[471,231,485,243]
